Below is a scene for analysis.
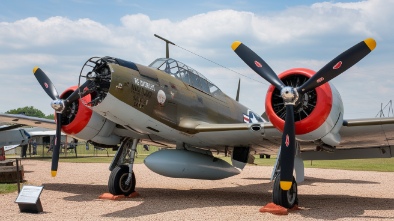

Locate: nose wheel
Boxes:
[272,175,298,209]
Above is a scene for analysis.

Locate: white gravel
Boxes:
[1,159,394,220]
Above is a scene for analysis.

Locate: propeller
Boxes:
[297,38,376,93]
[232,38,376,190]
[231,41,285,90]
[33,67,60,100]
[33,67,92,177]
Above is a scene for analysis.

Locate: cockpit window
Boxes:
[149,59,166,69]
[149,58,222,95]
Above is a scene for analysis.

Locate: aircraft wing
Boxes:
[4,144,19,151]
[0,113,56,130]
[179,117,394,159]
[0,124,25,131]
[298,117,394,160]
[1,112,392,159]
[25,129,66,136]
[336,117,394,148]
[0,113,174,148]
[177,119,281,153]
[178,117,275,133]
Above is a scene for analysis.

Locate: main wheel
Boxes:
[272,175,298,208]
[108,165,136,196]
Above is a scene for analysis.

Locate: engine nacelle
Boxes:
[59,86,120,146]
[265,68,344,146]
[144,149,240,180]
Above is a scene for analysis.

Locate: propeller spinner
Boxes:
[232,38,376,190]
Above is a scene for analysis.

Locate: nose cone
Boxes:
[51,99,65,113]
[281,86,298,104]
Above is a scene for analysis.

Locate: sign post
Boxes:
[15,185,44,213]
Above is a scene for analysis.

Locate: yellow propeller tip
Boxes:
[280,181,292,190]
[51,170,57,177]
[231,41,242,51]
[33,66,39,74]
[364,38,376,51]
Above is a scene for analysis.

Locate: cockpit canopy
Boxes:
[149,58,221,95]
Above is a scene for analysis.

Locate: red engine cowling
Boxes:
[265,68,344,146]
[58,86,120,146]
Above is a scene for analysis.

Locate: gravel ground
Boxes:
[1,159,394,220]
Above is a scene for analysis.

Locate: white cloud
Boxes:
[0,54,57,70]
[0,17,111,49]
[0,0,393,118]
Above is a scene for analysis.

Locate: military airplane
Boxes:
[0,124,67,156]
[1,35,393,209]
[0,124,30,148]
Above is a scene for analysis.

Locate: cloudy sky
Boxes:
[0,0,393,119]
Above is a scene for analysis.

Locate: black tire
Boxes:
[272,175,298,208]
[108,165,136,196]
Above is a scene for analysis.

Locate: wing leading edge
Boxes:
[300,117,394,160]
[0,113,56,130]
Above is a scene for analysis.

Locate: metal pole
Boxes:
[16,158,20,193]
[65,135,68,157]
[166,43,169,58]
[75,139,78,158]
[29,142,32,158]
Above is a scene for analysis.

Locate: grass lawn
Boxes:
[22,154,394,172]
[253,155,394,172]
[303,158,394,172]
[0,183,19,194]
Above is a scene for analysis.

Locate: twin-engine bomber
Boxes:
[1,36,393,210]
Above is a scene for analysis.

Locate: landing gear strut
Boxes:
[108,138,138,196]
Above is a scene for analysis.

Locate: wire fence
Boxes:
[6,143,161,159]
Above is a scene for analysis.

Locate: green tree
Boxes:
[45,114,55,120]
[6,106,53,119]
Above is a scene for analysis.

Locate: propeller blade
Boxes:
[33,67,59,100]
[297,38,376,93]
[231,41,285,90]
[65,80,93,105]
[279,105,296,190]
[32,67,63,176]
[51,113,62,177]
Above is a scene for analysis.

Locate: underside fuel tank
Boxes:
[144,149,240,180]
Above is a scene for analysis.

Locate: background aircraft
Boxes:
[0,125,68,156]
[0,36,393,209]
[0,124,30,148]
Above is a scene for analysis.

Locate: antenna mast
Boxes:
[154,34,175,58]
